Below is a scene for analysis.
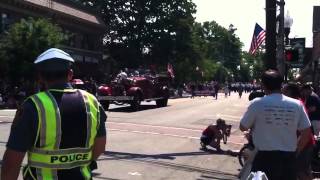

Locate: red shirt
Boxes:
[203,126,215,137]
[299,99,315,147]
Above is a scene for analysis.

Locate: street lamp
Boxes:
[284,11,293,45]
[1,13,7,32]
[195,66,200,83]
[284,11,293,81]
[237,65,241,70]
[249,65,254,78]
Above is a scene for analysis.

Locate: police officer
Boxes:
[1,48,107,180]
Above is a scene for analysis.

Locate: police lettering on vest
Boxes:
[50,153,89,163]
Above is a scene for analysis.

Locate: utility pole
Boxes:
[265,0,277,70]
[276,0,285,77]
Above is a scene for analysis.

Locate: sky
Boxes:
[192,0,320,51]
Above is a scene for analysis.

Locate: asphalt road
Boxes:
[0,92,250,180]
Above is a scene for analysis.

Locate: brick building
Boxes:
[312,6,320,87]
[0,0,106,78]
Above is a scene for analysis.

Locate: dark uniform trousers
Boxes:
[251,150,297,180]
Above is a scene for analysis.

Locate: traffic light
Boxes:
[285,49,299,62]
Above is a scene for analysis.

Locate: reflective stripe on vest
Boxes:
[27,89,99,179]
[80,90,99,148]
[28,148,92,169]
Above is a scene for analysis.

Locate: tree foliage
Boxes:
[240,51,264,82]
[67,1,257,84]
[0,1,263,86]
[188,21,243,83]
[73,0,196,68]
[0,18,65,82]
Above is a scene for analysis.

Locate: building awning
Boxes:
[21,0,105,28]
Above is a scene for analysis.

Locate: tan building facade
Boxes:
[0,0,106,77]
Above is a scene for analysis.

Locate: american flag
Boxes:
[249,23,266,55]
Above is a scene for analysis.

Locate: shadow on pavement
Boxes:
[92,173,121,180]
[0,121,12,124]
[97,151,238,179]
[100,151,177,160]
[100,150,238,161]
[108,105,171,113]
[200,148,239,157]
[198,174,237,180]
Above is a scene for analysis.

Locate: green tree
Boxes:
[197,21,242,65]
[0,18,65,82]
[186,21,242,83]
[239,51,264,82]
[72,0,196,69]
[72,0,243,85]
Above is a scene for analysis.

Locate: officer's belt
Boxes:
[28,148,92,169]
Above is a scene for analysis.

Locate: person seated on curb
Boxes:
[200,119,231,152]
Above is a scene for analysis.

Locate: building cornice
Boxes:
[11,0,106,29]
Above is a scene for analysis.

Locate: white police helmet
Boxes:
[35,48,74,64]
[34,48,74,72]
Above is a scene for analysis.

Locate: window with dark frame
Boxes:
[0,13,9,33]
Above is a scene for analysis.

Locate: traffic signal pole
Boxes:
[276,0,285,79]
[265,0,277,70]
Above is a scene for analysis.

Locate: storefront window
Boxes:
[69,34,75,47]
[0,13,9,33]
[74,33,83,49]
[87,36,95,51]
[83,34,89,49]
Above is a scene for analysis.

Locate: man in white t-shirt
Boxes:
[239,70,311,180]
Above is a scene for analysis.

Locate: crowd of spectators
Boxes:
[0,79,35,109]
[238,72,320,179]
[0,77,99,109]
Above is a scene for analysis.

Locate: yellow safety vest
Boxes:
[24,89,100,180]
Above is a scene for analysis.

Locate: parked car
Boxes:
[97,74,170,111]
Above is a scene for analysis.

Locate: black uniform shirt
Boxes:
[7,83,107,152]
